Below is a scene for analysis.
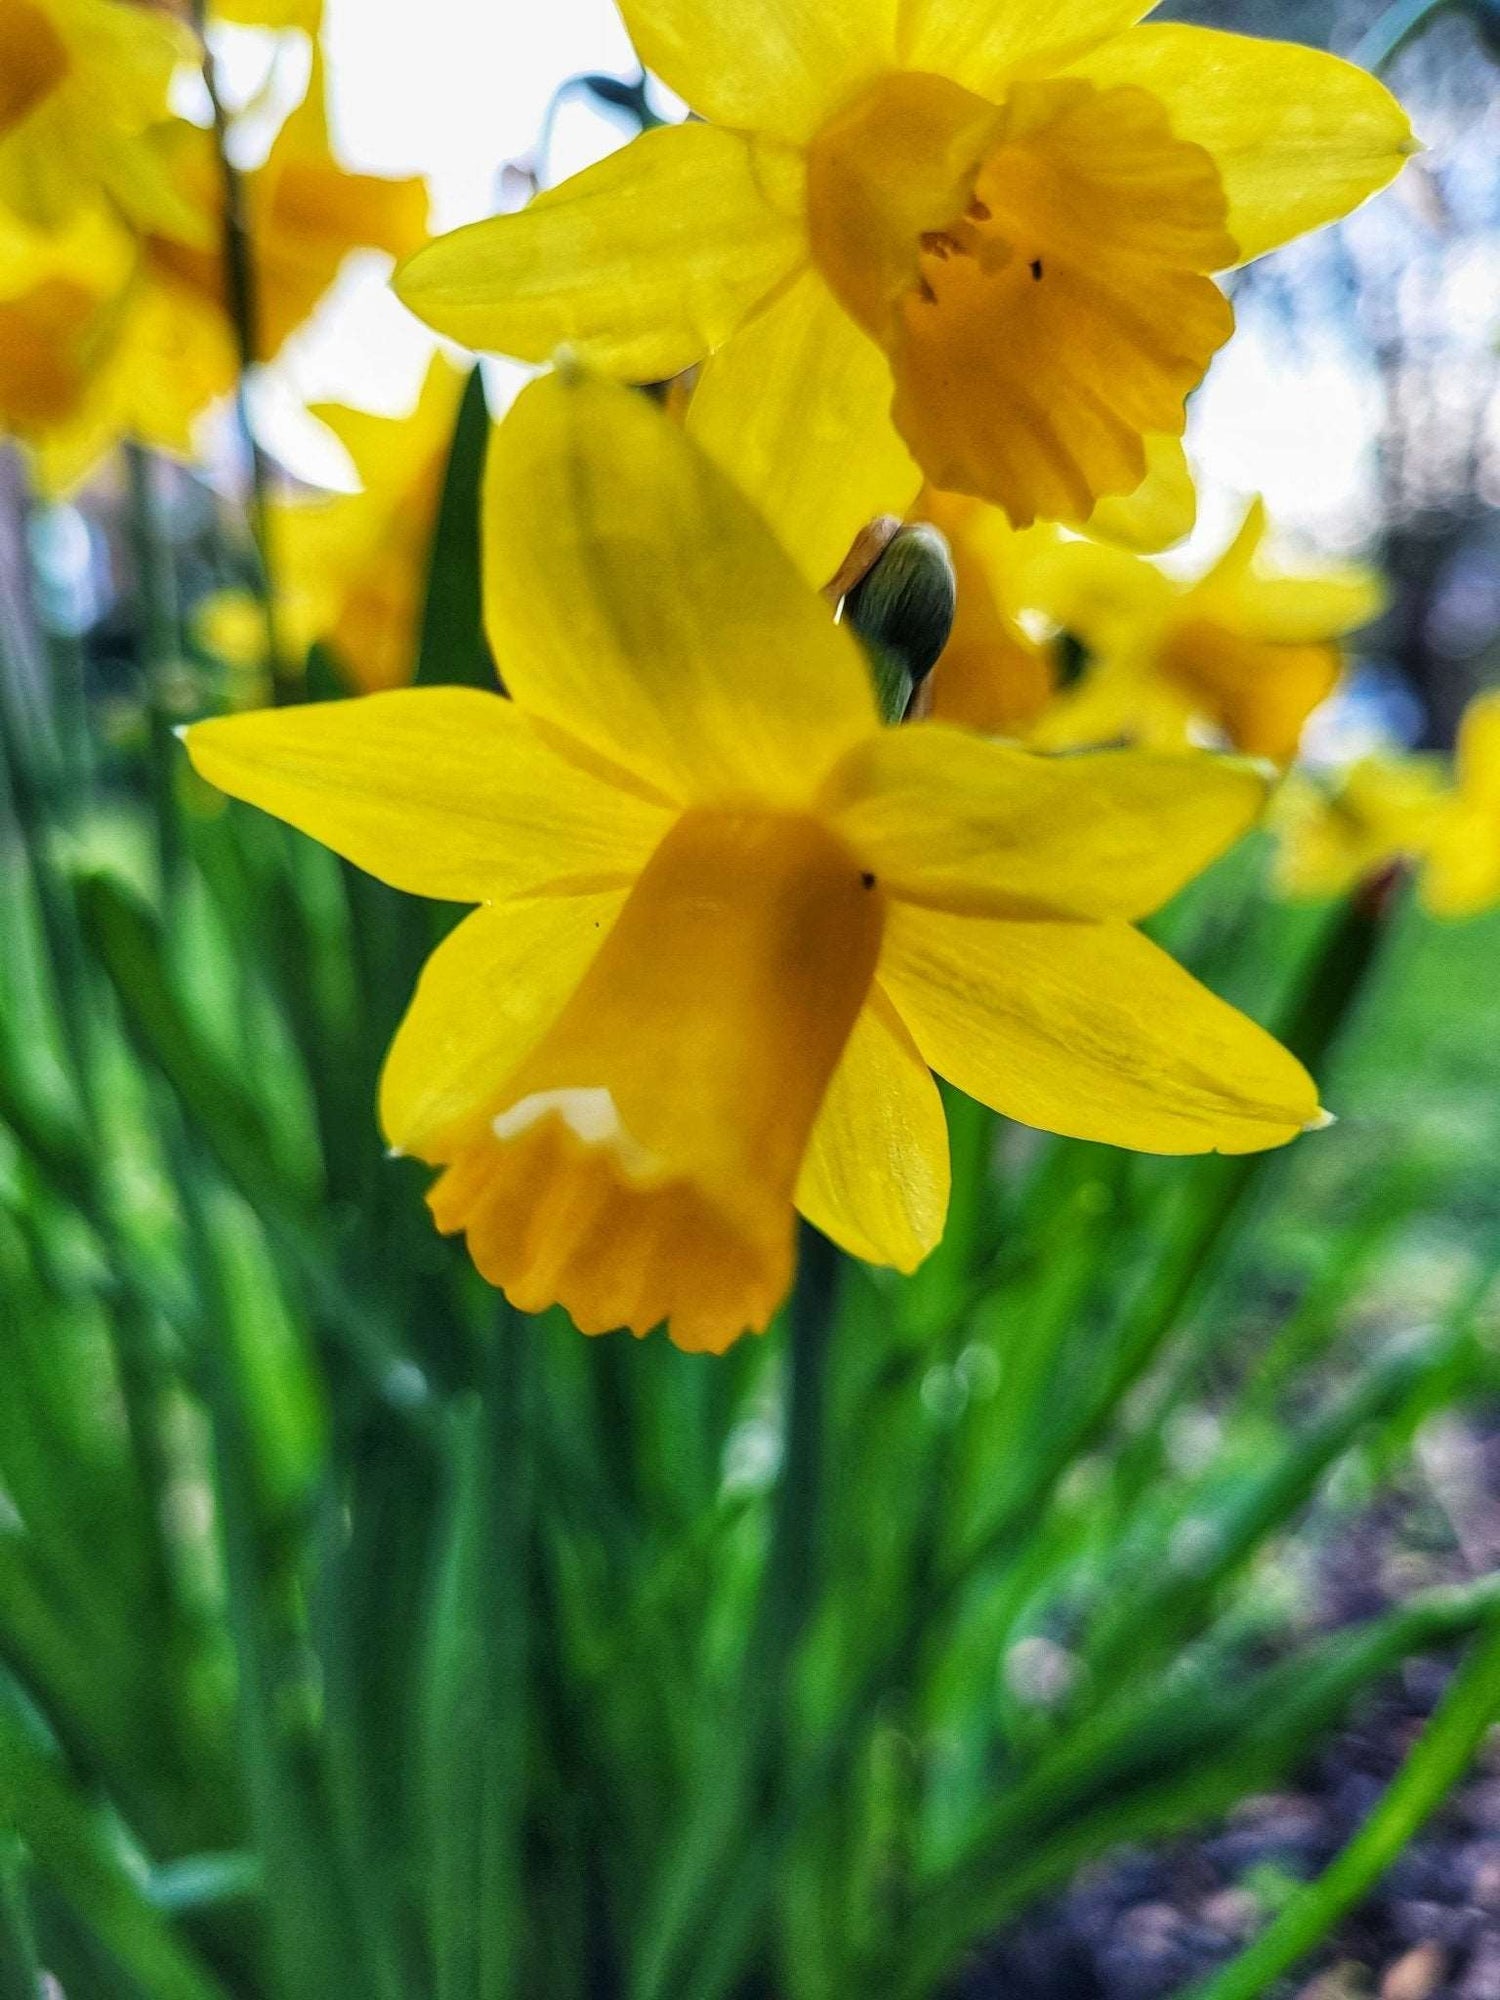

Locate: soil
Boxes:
[959,1414,1500,2000]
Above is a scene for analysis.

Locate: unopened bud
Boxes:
[842,522,957,724]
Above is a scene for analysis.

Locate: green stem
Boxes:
[124,443,184,895]
[1183,1609,1500,2000]
[1354,0,1457,70]
[192,8,283,679]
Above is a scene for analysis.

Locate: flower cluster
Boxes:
[10,0,1434,1347]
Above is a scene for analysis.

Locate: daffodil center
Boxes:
[426,808,885,1351]
[0,0,68,136]
[806,70,1238,525]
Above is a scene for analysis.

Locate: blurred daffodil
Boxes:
[145,54,429,365]
[1423,692,1500,918]
[0,0,204,241]
[184,372,1321,1353]
[266,358,465,689]
[1272,755,1447,901]
[395,0,1411,582]
[917,435,1198,735]
[1029,501,1386,763]
[0,59,429,491]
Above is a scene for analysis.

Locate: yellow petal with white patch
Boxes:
[396,124,804,380]
[688,266,921,590]
[380,890,629,1160]
[879,903,1320,1154]
[617,0,898,144]
[486,370,878,807]
[1063,25,1416,264]
[825,725,1269,920]
[182,688,673,904]
[795,984,949,1271]
[427,808,884,1352]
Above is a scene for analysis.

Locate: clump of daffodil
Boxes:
[267,358,465,690]
[0,0,205,242]
[0,56,429,493]
[1272,755,1448,901]
[1422,691,1500,919]
[393,0,1412,584]
[183,371,1323,1353]
[1026,501,1387,764]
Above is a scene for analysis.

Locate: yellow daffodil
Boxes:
[917,435,1200,735]
[1423,692,1500,919]
[0,61,429,491]
[394,0,1411,584]
[146,54,429,366]
[264,358,466,689]
[0,0,205,242]
[183,372,1321,1351]
[1028,500,1386,763]
[1272,756,1447,901]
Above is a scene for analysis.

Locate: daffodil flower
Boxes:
[1272,756,1448,902]
[1424,693,1500,918]
[253,359,467,690]
[184,372,1322,1353]
[1027,499,1387,764]
[0,0,205,243]
[0,58,429,493]
[394,0,1412,583]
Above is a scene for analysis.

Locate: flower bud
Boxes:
[843,521,957,723]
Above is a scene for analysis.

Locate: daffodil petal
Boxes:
[880,904,1320,1154]
[395,124,805,378]
[1064,26,1415,264]
[898,0,1153,97]
[182,688,671,903]
[618,0,897,143]
[687,267,922,589]
[1085,432,1197,553]
[379,891,627,1157]
[1458,692,1500,809]
[486,369,879,805]
[825,726,1268,919]
[796,983,949,1271]
[1211,572,1387,645]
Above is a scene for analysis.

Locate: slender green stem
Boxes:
[124,443,184,894]
[1354,0,1457,70]
[1184,1609,1500,2000]
[191,7,283,679]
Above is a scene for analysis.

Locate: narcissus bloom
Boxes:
[0,0,204,241]
[1028,501,1386,763]
[395,0,1412,583]
[1423,692,1500,919]
[262,357,465,688]
[184,372,1321,1352]
[1272,756,1447,901]
[0,63,429,491]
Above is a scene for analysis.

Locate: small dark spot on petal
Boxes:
[968,198,992,222]
[861,871,877,890]
[1030,258,1044,281]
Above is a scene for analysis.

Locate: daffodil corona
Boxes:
[185,373,1323,1352]
[394,0,1413,584]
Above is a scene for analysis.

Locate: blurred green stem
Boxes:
[1184,1608,1500,2000]
[124,444,184,893]
[191,4,283,679]
[1355,0,1456,68]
